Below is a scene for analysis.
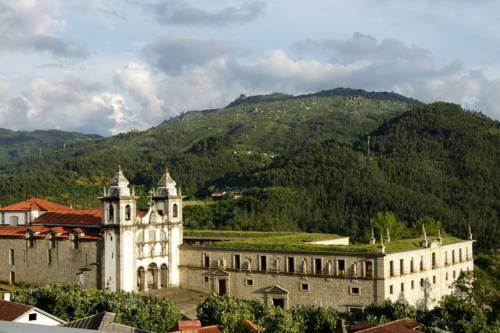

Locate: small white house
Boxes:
[0,299,65,326]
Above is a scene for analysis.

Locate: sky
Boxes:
[1,0,500,136]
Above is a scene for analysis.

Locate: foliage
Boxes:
[370,211,408,241]
[291,305,338,333]
[12,283,180,333]
[350,301,416,325]
[0,93,498,250]
[417,295,488,333]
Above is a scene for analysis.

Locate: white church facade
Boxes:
[0,167,474,311]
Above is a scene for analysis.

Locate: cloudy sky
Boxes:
[1,0,500,136]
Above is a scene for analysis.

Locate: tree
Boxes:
[370,212,408,241]
[417,295,488,333]
[12,284,180,333]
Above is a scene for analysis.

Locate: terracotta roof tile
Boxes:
[0,225,101,240]
[0,198,72,212]
[0,300,33,321]
[351,319,424,333]
[33,210,102,226]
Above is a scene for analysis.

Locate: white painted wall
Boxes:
[168,224,181,286]
[103,229,117,291]
[120,229,135,291]
[383,240,474,309]
[307,237,350,245]
[15,309,62,326]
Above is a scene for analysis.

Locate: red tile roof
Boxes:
[178,320,202,330]
[0,225,101,240]
[350,319,424,333]
[0,300,33,321]
[0,198,72,212]
[33,210,102,226]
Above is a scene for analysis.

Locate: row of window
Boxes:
[388,269,468,295]
[203,254,374,278]
[23,237,79,249]
[389,248,470,277]
[202,276,361,295]
[106,203,179,222]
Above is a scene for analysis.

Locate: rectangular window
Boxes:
[338,259,345,276]
[446,272,449,281]
[433,276,436,284]
[260,256,267,271]
[410,258,414,273]
[390,260,394,277]
[452,250,456,264]
[204,276,209,283]
[401,283,404,292]
[48,249,52,265]
[400,259,404,275]
[445,251,448,265]
[459,249,463,262]
[453,270,456,279]
[28,313,37,321]
[420,278,424,287]
[389,285,393,294]
[351,287,360,295]
[300,283,309,291]
[234,254,241,270]
[287,257,295,273]
[8,249,14,265]
[420,256,424,271]
[432,252,437,268]
[314,258,322,275]
[245,279,254,286]
[9,271,15,285]
[204,254,210,268]
[365,261,373,278]
[411,280,414,289]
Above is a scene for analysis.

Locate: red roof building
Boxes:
[0,198,72,212]
[349,319,425,333]
[0,300,65,325]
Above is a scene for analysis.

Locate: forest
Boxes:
[0,89,498,250]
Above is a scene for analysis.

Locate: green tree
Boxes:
[12,284,180,333]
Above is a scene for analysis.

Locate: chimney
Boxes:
[3,292,11,302]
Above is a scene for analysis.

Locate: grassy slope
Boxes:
[0,90,414,208]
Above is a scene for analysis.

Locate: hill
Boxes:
[0,129,101,165]
[0,89,497,249]
[185,103,500,249]
[0,88,413,207]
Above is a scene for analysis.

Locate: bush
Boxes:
[12,283,180,333]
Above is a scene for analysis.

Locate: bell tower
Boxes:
[100,165,138,291]
[154,166,183,287]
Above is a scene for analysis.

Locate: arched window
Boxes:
[173,204,178,218]
[108,204,114,222]
[125,205,131,220]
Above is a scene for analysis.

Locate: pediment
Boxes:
[202,268,230,277]
[264,284,289,295]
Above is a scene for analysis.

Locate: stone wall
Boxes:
[179,245,384,312]
[0,237,102,288]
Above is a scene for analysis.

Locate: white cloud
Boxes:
[0,0,89,60]
[0,76,136,135]
[140,34,500,121]
[114,62,164,122]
